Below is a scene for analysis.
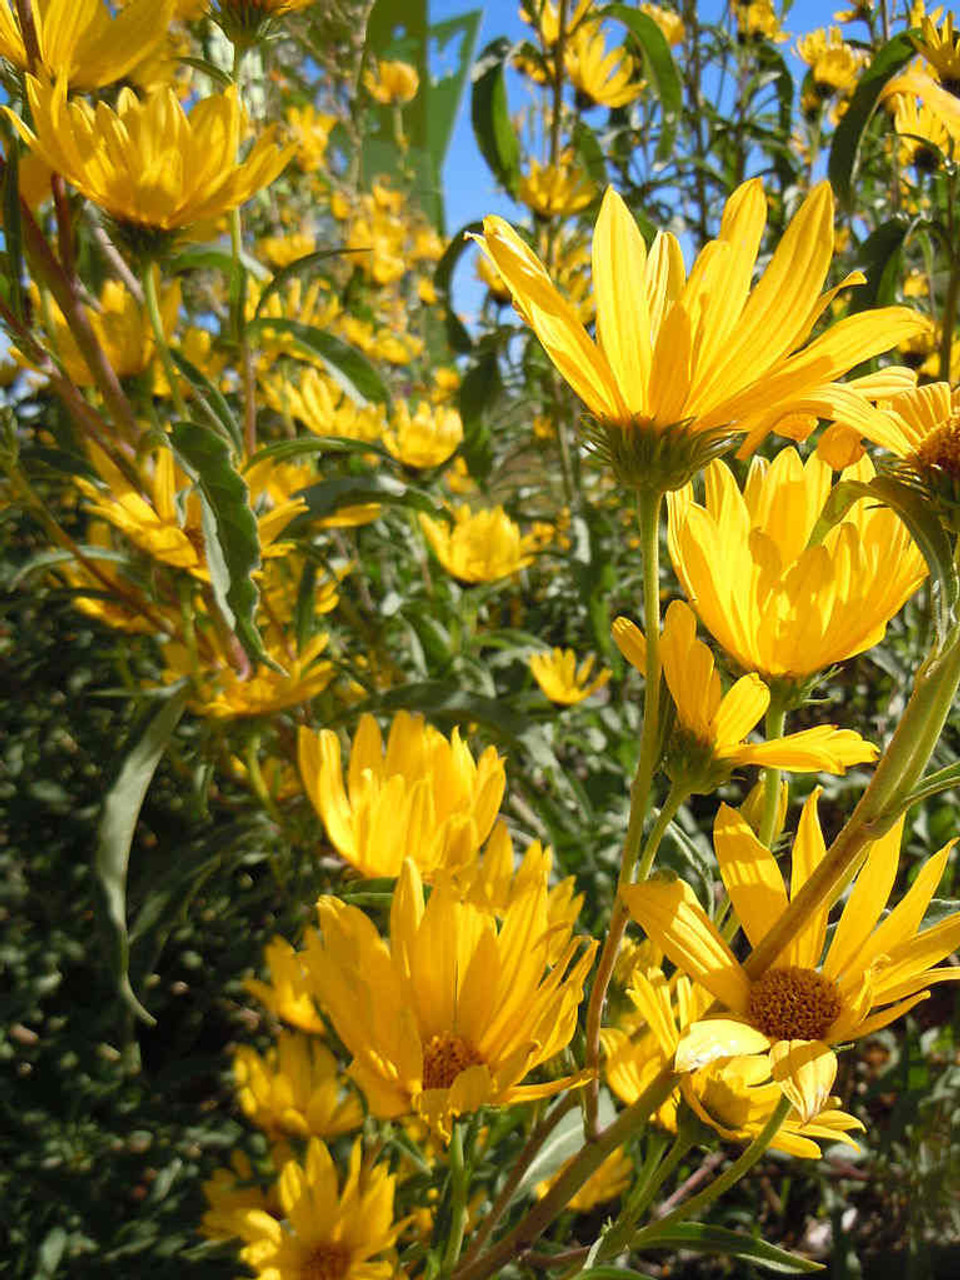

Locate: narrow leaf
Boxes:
[169,348,242,455]
[606,5,682,161]
[828,33,918,208]
[637,1222,823,1273]
[96,684,190,1025]
[471,38,521,194]
[2,139,24,323]
[248,435,393,466]
[245,317,390,409]
[253,247,369,319]
[848,217,911,313]
[167,423,273,669]
[290,473,447,528]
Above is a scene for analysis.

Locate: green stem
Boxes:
[635,781,688,886]
[758,699,787,848]
[442,1123,469,1273]
[583,488,664,1136]
[143,262,186,420]
[631,1096,792,1246]
[597,1131,692,1260]
[451,1065,680,1280]
[744,620,960,979]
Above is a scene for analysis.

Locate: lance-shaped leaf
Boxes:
[829,33,918,208]
[245,317,390,409]
[633,1223,822,1273]
[289,472,447,528]
[471,38,521,194]
[168,422,274,669]
[169,348,242,455]
[95,683,190,1025]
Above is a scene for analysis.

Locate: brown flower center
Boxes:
[913,418,960,479]
[747,966,842,1041]
[422,1033,484,1090]
[301,1242,351,1280]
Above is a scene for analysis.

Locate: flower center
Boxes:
[300,1242,351,1280]
[422,1033,484,1090]
[747,966,842,1041]
[913,418,960,480]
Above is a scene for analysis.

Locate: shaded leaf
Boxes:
[2,138,24,323]
[637,1222,822,1273]
[169,348,242,455]
[168,423,272,669]
[245,317,390,409]
[95,684,190,1026]
[249,435,393,466]
[828,33,918,208]
[290,472,446,528]
[471,38,521,194]
[849,217,911,313]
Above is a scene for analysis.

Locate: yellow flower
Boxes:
[364,57,420,104]
[233,1031,363,1140]
[625,794,960,1121]
[54,522,174,636]
[640,2,685,46]
[517,154,595,217]
[536,1146,634,1210]
[308,859,596,1137]
[604,966,863,1157]
[257,229,316,268]
[239,1139,401,1280]
[893,92,956,170]
[634,599,877,786]
[736,0,788,42]
[914,12,960,90]
[164,631,333,719]
[0,0,172,90]
[262,366,386,442]
[474,181,922,487]
[564,23,644,108]
[524,0,594,46]
[298,711,506,879]
[796,28,866,97]
[419,505,538,584]
[244,936,327,1034]
[200,1149,280,1243]
[666,449,927,681]
[285,103,337,172]
[10,81,292,234]
[383,400,463,469]
[529,647,612,705]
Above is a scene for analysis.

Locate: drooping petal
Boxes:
[769,1039,836,1124]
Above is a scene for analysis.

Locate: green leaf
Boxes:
[471,38,521,195]
[168,348,242,455]
[11,543,130,588]
[168,243,269,287]
[808,475,959,644]
[245,317,390,409]
[95,684,190,1026]
[253,247,369,319]
[458,352,500,480]
[178,55,233,88]
[248,435,393,466]
[2,137,24,323]
[606,5,682,161]
[828,33,918,208]
[167,423,273,670]
[637,1223,823,1273]
[901,760,960,810]
[576,1270,658,1280]
[515,1094,618,1199]
[290,473,447,528]
[848,217,911,313]
[426,9,483,178]
[434,220,483,353]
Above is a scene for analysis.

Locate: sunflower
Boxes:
[564,24,644,109]
[308,859,596,1138]
[419,505,538,584]
[529,647,612,705]
[473,180,923,490]
[624,794,960,1120]
[383,400,463,469]
[666,449,926,684]
[233,1032,363,1141]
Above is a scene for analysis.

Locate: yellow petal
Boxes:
[674,1016,771,1071]
[713,802,789,951]
[769,1039,836,1124]
[592,187,651,413]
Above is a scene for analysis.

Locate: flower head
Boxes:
[244,936,326,1034]
[309,860,596,1137]
[0,0,172,90]
[914,12,960,92]
[420,505,538,584]
[517,154,595,217]
[298,712,506,879]
[383,400,463,469]
[529,647,612,705]
[564,23,644,108]
[10,81,292,237]
[667,449,926,682]
[474,180,922,490]
[633,599,877,788]
[364,58,420,104]
[238,1139,401,1280]
[233,1032,363,1141]
[625,795,960,1120]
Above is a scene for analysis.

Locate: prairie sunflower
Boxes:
[625,794,960,1120]
[474,179,923,490]
[419,505,538,584]
[309,860,596,1138]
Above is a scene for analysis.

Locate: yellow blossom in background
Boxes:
[604,967,863,1157]
[737,0,788,42]
[625,794,960,1121]
[261,366,387,442]
[364,57,420,104]
[914,11,960,89]
[233,1032,363,1140]
[524,0,594,46]
[640,2,685,46]
[200,1150,280,1244]
[475,181,922,481]
[893,92,957,169]
[667,450,927,680]
[383,400,463,468]
[529,647,611,705]
[238,1139,401,1280]
[286,103,338,171]
[164,630,334,718]
[309,859,596,1137]
[796,27,866,97]
[535,1146,633,1210]
[445,456,476,495]
[257,229,316,268]
[55,522,174,636]
[639,599,877,783]
[244,936,326,1034]
[518,154,595,217]
[564,23,644,108]
[9,82,293,234]
[420,505,538,583]
[0,0,172,89]
[298,711,506,879]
